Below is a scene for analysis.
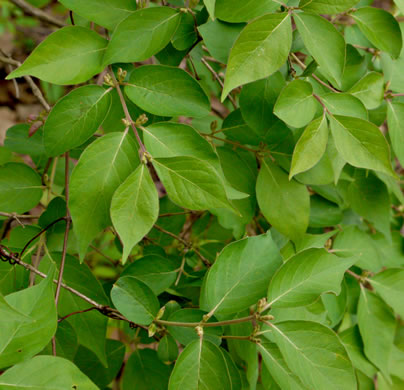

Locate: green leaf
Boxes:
[125,65,210,118]
[168,339,235,390]
[122,255,178,295]
[369,268,404,319]
[299,0,359,14]
[4,124,46,159]
[321,93,368,119]
[158,334,179,363]
[111,276,160,325]
[0,162,42,214]
[222,13,291,100]
[111,164,159,264]
[357,287,396,378]
[0,274,57,369]
[200,232,282,316]
[352,7,402,58]
[58,0,136,30]
[44,85,111,157]
[258,341,307,390]
[103,7,180,65]
[290,114,328,178]
[152,156,234,212]
[171,12,197,51]
[387,101,404,167]
[256,159,310,242]
[267,248,354,308]
[270,321,357,390]
[294,12,346,87]
[329,115,395,177]
[6,26,107,85]
[274,80,318,128]
[122,349,172,390]
[203,0,216,19]
[215,0,279,23]
[69,132,139,259]
[0,356,98,389]
[348,72,384,110]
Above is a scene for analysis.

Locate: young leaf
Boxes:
[329,115,395,177]
[111,164,159,264]
[111,276,160,325]
[348,72,384,110]
[270,321,357,390]
[267,248,355,308]
[69,132,139,259]
[299,0,359,14]
[125,65,210,118]
[274,80,318,128]
[152,156,234,212]
[215,0,279,23]
[200,232,282,316]
[256,159,310,242]
[387,101,404,167]
[294,12,346,87]
[357,287,396,379]
[0,356,98,390]
[0,162,42,214]
[103,7,180,65]
[352,7,402,58]
[58,0,137,30]
[44,85,111,157]
[6,26,107,85]
[222,13,291,100]
[290,114,328,178]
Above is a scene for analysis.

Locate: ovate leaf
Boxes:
[200,232,282,316]
[387,101,404,167]
[44,85,111,157]
[299,0,359,14]
[111,164,159,263]
[348,72,384,110]
[125,65,210,118]
[222,13,291,100]
[111,276,160,325]
[6,26,107,85]
[204,0,216,19]
[256,159,310,242]
[270,321,357,390]
[103,7,180,65]
[69,132,139,259]
[267,248,355,308]
[215,0,279,23]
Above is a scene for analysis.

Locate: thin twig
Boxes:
[155,314,256,328]
[0,212,38,220]
[58,307,98,323]
[9,0,65,27]
[201,133,258,153]
[90,244,118,265]
[159,211,193,218]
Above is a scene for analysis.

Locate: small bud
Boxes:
[117,67,127,83]
[195,326,204,337]
[136,113,148,126]
[202,314,210,323]
[103,74,115,87]
[122,118,131,127]
[156,306,165,320]
[257,297,267,313]
[259,315,274,321]
[210,120,217,132]
[148,323,157,338]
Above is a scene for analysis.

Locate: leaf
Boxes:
[158,334,179,363]
[0,162,42,214]
[44,85,111,157]
[168,339,235,390]
[111,276,160,325]
[369,268,404,319]
[294,12,346,87]
[290,114,328,178]
[222,13,291,100]
[0,274,57,369]
[270,321,357,390]
[274,80,318,128]
[352,7,402,58]
[152,156,234,212]
[357,287,396,378]
[200,232,282,316]
[4,124,46,158]
[0,356,98,389]
[299,0,359,14]
[6,26,107,85]
[103,7,180,65]
[203,0,216,19]
[267,248,355,308]
[58,0,137,30]
[256,159,310,242]
[125,65,210,118]
[111,164,159,263]
[121,255,178,295]
[123,349,172,390]
[258,341,308,390]
[387,101,404,167]
[321,92,368,119]
[348,72,384,110]
[329,115,395,177]
[215,0,279,23]
[171,12,197,51]
[69,132,139,259]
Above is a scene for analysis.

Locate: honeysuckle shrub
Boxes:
[0,0,404,388]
